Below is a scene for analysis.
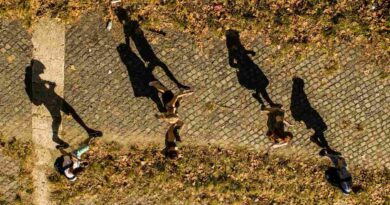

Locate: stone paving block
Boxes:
[63,14,389,169]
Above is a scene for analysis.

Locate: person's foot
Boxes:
[88,129,103,138]
[148,80,160,87]
[271,142,288,148]
[178,89,194,97]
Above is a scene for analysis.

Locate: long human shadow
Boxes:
[115,7,189,90]
[117,43,165,112]
[290,77,339,155]
[225,29,277,107]
[24,59,102,148]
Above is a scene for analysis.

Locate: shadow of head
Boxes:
[225,29,240,46]
[115,7,140,29]
[225,29,239,38]
[27,59,45,75]
[292,77,305,88]
[115,7,129,23]
[117,43,131,56]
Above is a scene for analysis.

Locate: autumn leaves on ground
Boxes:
[1,136,390,204]
[0,0,389,76]
[47,141,389,204]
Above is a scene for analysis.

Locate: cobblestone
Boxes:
[0,14,389,198]
[61,13,389,169]
[0,21,32,202]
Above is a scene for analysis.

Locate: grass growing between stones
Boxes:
[0,135,34,204]
[48,141,389,204]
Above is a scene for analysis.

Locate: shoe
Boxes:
[341,182,352,195]
[271,142,288,148]
[148,81,160,87]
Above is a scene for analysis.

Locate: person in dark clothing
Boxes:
[260,104,293,148]
[163,121,184,159]
[25,59,102,148]
[320,149,353,195]
[226,29,278,107]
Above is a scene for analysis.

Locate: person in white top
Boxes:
[54,138,93,181]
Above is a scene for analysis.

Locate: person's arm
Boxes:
[283,120,293,127]
[246,50,256,56]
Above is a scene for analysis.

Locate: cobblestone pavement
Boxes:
[0,21,32,203]
[0,14,389,202]
[0,21,32,141]
[63,13,389,169]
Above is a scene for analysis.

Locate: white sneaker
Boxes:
[272,142,288,148]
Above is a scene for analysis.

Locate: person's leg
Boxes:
[165,124,178,159]
[252,92,265,106]
[173,120,184,142]
[150,90,166,112]
[166,90,193,109]
[61,99,102,137]
[149,80,169,93]
[258,87,279,107]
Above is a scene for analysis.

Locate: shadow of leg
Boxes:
[150,90,166,112]
[61,99,103,138]
[258,87,279,107]
[148,61,190,90]
[49,109,69,148]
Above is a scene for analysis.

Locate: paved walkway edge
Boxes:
[31,18,65,205]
